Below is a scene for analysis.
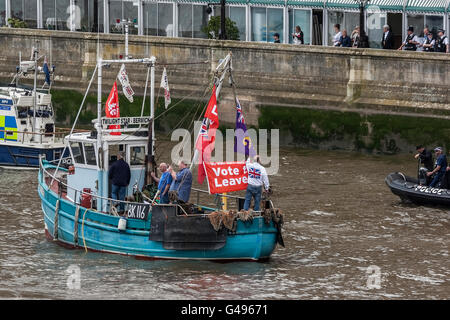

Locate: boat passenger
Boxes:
[414,145,433,171]
[427,147,447,188]
[151,162,173,204]
[168,160,192,203]
[108,151,131,213]
[244,155,270,212]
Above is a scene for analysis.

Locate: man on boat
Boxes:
[244,155,270,212]
[414,145,433,171]
[151,162,172,204]
[108,152,131,213]
[427,147,447,188]
[168,160,192,203]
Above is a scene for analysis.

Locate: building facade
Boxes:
[0,0,449,48]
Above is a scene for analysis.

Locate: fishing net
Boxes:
[222,209,237,232]
[208,211,223,232]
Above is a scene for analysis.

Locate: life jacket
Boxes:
[435,36,447,53]
[423,37,434,52]
[404,34,417,51]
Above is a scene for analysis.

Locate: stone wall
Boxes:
[0,28,449,126]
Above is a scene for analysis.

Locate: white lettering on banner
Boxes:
[204,162,248,194]
[117,64,135,103]
[101,116,151,128]
[414,185,443,195]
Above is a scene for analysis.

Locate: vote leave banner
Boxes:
[203,161,248,194]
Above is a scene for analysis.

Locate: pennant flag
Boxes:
[43,56,51,85]
[234,98,255,157]
[196,86,219,184]
[105,81,121,136]
[160,67,171,109]
[117,64,135,103]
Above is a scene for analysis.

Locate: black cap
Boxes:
[438,29,445,34]
[416,145,423,150]
[274,33,280,37]
[408,26,414,32]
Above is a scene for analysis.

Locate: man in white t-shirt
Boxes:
[332,24,342,47]
[243,155,270,212]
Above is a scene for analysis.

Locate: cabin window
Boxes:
[130,146,145,166]
[70,142,85,164]
[84,143,97,166]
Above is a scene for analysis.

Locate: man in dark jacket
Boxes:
[414,145,433,171]
[109,152,131,213]
[381,24,394,49]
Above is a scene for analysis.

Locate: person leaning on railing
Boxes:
[151,162,173,204]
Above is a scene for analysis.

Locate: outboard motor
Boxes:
[418,167,430,185]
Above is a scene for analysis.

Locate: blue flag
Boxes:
[43,56,51,85]
[234,98,255,157]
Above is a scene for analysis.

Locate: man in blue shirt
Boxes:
[427,147,448,187]
[169,160,192,203]
[151,162,172,204]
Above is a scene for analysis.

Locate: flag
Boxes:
[43,56,51,85]
[160,67,171,109]
[105,81,121,136]
[234,98,255,157]
[196,86,219,184]
[117,64,135,103]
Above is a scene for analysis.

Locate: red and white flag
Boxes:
[105,81,121,136]
[196,86,219,184]
[160,67,171,109]
[117,64,135,103]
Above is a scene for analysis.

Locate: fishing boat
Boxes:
[385,170,450,206]
[37,22,283,261]
[0,49,69,168]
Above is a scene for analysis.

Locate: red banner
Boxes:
[203,161,248,194]
[105,81,121,135]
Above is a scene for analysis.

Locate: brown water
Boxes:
[0,148,448,299]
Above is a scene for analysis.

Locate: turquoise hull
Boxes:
[38,167,279,261]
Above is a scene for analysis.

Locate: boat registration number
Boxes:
[126,203,150,220]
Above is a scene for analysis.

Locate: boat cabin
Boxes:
[66,131,148,212]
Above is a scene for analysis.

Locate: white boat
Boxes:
[0,49,69,168]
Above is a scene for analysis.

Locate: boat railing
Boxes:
[0,127,89,144]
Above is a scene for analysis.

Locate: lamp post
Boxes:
[354,0,370,48]
[206,1,227,40]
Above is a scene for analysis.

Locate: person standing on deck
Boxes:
[427,147,447,188]
[414,145,433,171]
[151,162,172,204]
[169,160,192,203]
[108,152,130,213]
[244,155,270,212]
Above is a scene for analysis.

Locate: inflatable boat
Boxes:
[385,172,450,206]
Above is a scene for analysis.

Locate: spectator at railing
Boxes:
[338,30,351,47]
[422,32,435,52]
[292,26,304,45]
[332,24,342,47]
[381,25,394,49]
[351,26,360,48]
[435,29,449,53]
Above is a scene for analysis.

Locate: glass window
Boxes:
[143,2,174,37]
[43,0,71,30]
[425,15,443,36]
[251,7,266,42]
[71,142,85,164]
[178,4,192,38]
[230,6,246,41]
[407,14,424,37]
[343,12,359,38]
[267,8,283,43]
[109,0,139,34]
[0,0,6,27]
[289,9,311,45]
[327,11,344,46]
[84,143,97,166]
[193,5,208,38]
[213,5,245,41]
[10,0,37,28]
[367,11,387,49]
[73,0,101,32]
[130,146,145,166]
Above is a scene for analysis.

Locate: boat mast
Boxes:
[32,46,38,142]
[189,53,232,171]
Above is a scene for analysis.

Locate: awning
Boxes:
[287,0,326,8]
[367,0,405,12]
[405,0,447,13]
[326,0,360,9]
[248,0,286,5]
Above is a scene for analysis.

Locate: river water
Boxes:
[0,148,448,299]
